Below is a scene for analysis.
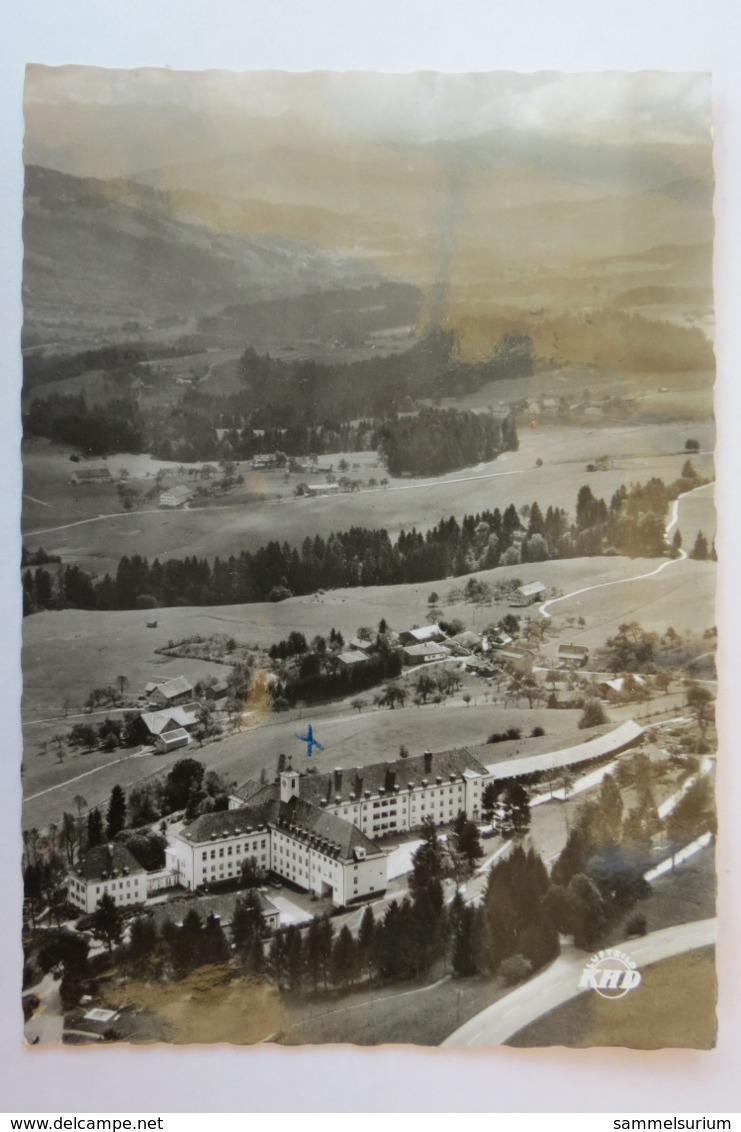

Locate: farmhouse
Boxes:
[336,649,370,672]
[511,581,547,606]
[170,771,386,906]
[205,679,230,701]
[159,484,193,508]
[251,454,277,470]
[402,642,451,664]
[557,643,590,668]
[399,624,446,646]
[139,704,200,740]
[597,675,648,700]
[348,637,375,654]
[146,676,194,707]
[69,466,111,485]
[305,482,340,497]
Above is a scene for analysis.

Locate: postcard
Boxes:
[20,67,716,1049]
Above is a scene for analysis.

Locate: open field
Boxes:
[440,367,715,423]
[21,545,716,726]
[21,687,586,831]
[507,946,716,1049]
[22,417,715,574]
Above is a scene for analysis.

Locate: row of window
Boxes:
[94,878,140,894]
[200,839,266,861]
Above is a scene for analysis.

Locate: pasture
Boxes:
[22,418,715,576]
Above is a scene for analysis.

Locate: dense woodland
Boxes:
[22,468,704,615]
[23,329,527,465]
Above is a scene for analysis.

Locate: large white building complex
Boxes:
[67,723,643,914]
[168,769,387,906]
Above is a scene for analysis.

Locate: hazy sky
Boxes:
[25,66,711,146]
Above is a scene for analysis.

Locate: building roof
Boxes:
[517,581,547,597]
[276,796,383,860]
[161,484,193,502]
[71,467,111,481]
[307,482,339,492]
[177,799,278,845]
[72,843,145,883]
[401,624,444,643]
[348,637,374,653]
[140,704,200,737]
[336,650,369,666]
[483,720,644,780]
[150,676,194,700]
[403,642,450,658]
[149,889,279,933]
[294,748,489,810]
[177,790,382,863]
[208,679,230,696]
[158,727,191,744]
[599,676,646,693]
[558,644,589,656]
[451,631,480,649]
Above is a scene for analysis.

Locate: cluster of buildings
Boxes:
[66,721,643,919]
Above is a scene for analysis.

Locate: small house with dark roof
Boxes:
[557,643,590,668]
[336,649,369,672]
[206,679,230,701]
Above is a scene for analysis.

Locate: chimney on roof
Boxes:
[424,751,433,774]
[334,767,342,791]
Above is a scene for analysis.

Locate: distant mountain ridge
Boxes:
[22,164,386,349]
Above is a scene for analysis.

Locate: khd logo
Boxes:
[578,948,642,999]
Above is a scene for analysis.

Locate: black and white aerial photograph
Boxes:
[19,66,717,1050]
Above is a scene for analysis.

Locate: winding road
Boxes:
[442,916,716,1047]
[540,481,713,620]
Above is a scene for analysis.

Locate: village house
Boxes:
[557,643,590,668]
[398,624,447,647]
[402,642,451,664]
[69,466,112,485]
[510,581,547,606]
[139,703,201,743]
[159,484,193,508]
[335,649,370,673]
[305,482,340,497]
[145,676,194,707]
[205,679,230,702]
